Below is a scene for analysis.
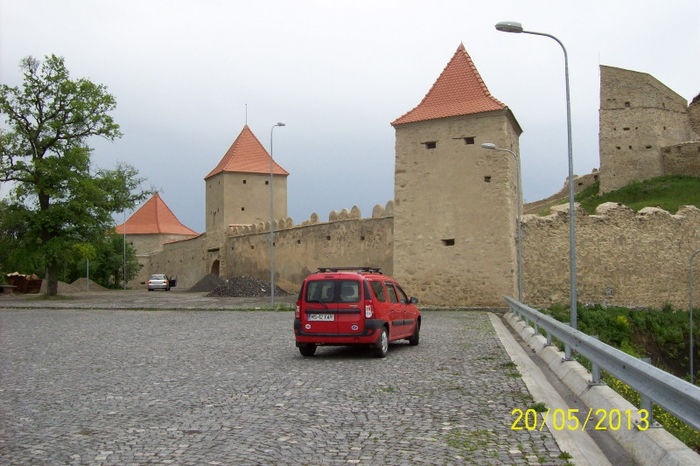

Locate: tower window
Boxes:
[484,176,491,183]
[423,141,437,149]
[265,180,269,185]
[442,239,455,246]
[464,137,475,145]
[242,179,247,184]
[241,207,245,211]
[625,102,630,107]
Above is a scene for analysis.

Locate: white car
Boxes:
[147,274,170,291]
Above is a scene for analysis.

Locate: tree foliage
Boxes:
[0,55,149,294]
[67,234,141,289]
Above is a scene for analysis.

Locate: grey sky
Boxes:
[1,0,698,233]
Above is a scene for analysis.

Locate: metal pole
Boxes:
[495,22,577,328]
[270,122,285,309]
[123,212,127,290]
[691,249,700,384]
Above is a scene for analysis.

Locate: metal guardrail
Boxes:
[504,296,700,432]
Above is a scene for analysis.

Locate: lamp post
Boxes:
[481,143,523,302]
[495,20,578,329]
[690,249,700,384]
[123,212,127,290]
[270,122,285,309]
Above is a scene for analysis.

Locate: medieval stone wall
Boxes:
[142,234,209,289]
[599,65,698,193]
[662,142,700,178]
[143,202,394,293]
[127,233,199,285]
[224,204,394,293]
[522,202,700,309]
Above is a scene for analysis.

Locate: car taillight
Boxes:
[295,301,301,319]
[364,299,374,318]
[148,280,152,284]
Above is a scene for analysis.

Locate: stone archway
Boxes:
[211,259,220,277]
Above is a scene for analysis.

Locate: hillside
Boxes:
[574,175,700,214]
[530,175,700,216]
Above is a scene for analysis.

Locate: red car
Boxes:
[294,267,421,358]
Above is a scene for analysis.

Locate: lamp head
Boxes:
[495,21,523,33]
[481,143,497,150]
[275,122,286,127]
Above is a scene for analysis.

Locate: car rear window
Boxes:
[305,280,360,303]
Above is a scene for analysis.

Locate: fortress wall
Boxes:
[662,142,700,177]
[599,65,696,193]
[223,209,393,293]
[522,202,700,309]
[141,234,210,289]
[126,233,199,286]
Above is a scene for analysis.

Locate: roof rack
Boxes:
[317,267,382,274]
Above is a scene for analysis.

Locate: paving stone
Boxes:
[0,308,567,464]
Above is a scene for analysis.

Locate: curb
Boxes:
[504,312,700,466]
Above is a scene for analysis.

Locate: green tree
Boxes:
[68,234,141,289]
[0,55,149,295]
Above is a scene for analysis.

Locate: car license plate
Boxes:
[308,313,334,321]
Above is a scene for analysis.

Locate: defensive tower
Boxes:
[204,125,289,234]
[391,44,522,306]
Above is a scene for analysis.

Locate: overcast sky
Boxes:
[2,0,698,233]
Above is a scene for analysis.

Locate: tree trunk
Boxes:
[46,259,58,296]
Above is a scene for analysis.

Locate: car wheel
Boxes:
[373,327,389,358]
[298,344,317,357]
[408,321,420,346]
[148,288,153,291]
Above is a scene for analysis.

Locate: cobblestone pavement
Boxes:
[0,308,567,465]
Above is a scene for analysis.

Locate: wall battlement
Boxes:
[228,201,394,236]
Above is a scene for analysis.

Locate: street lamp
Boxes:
[270,122,285,309]
[495,20,578,329]
[481,143,523,302]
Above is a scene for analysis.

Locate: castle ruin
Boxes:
[121,46,700,309]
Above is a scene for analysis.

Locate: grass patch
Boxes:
[530,402,548,413]
[571,176,700,214]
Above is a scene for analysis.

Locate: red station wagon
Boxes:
[294,267,421,358]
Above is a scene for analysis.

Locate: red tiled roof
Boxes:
[392,44,506,126]
[205,125,289,180]
[115,193,199,236]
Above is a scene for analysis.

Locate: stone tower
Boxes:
[599,65,696,193]
[204,125,289,235]
[391,44,522,307]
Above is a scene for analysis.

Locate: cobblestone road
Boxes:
[0,309,567,464]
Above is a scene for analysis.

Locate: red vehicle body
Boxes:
[294,267,421,358]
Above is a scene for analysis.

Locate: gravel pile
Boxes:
[189,274,225,292]
[206,276,290,297]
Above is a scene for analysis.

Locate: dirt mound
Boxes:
[71,278,109,291]
[39,280,79,294]
[189,274,225,292]
[206,276,290,297]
